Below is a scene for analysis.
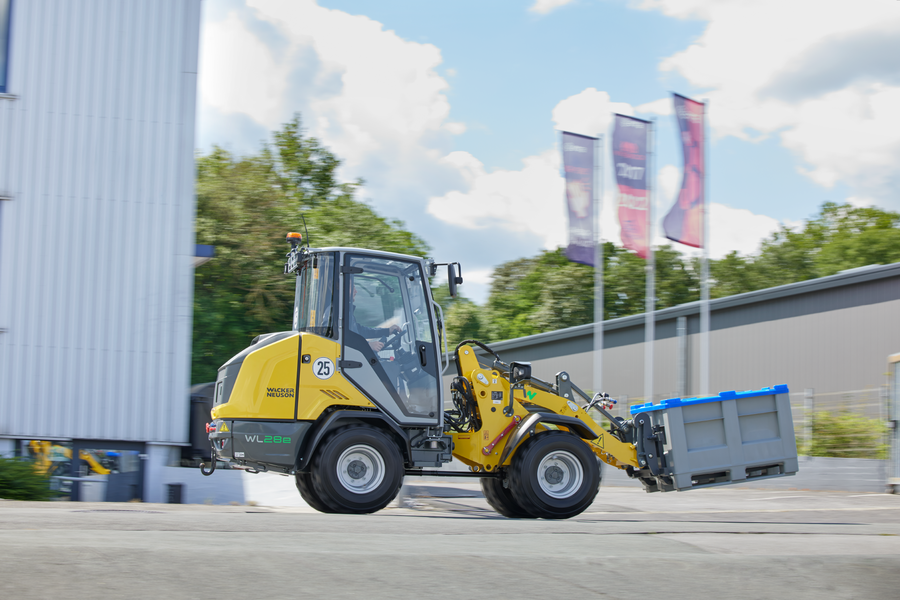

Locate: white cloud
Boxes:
[200,0,462,176]
[427,149,567,249]
[657,164,680,208]
[635,98,673,117]
[636,0,900,205]
[200,13,289,129]
[529,0,577,15]
[846,196,876,209]
[706,203,781,259]
[552,88,634,137]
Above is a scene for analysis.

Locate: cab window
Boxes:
[293,253,336,338]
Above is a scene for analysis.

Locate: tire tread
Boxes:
[309,425,403,514]
[481,477,535,518]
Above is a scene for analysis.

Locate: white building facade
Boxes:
[0,0,203,502]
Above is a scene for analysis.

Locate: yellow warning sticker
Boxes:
[219,422,229,433]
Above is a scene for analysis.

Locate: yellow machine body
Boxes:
[211,333,301,420]
[211,332,374,422]
[295,334,376,420]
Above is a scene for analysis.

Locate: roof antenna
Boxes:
[300,213,310,248]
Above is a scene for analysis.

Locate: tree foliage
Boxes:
[443,202,900,345]
[474,244,700,342]
[711,202,900,297]
[192,115,429,384]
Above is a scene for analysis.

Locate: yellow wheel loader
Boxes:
[202,233,799,518]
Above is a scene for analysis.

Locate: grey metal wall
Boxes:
[0,0,201,443]
[445,264,900,417]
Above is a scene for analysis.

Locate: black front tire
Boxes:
[295,471,335,513]
[481,476,535,518]
[508,430,600,519]
[310,425,403,514]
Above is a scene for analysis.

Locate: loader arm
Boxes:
[449,344,638,472]
[511,383,639,469]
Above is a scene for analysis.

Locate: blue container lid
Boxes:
[629,384,789,415]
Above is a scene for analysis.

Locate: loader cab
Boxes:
[291,248,444,426]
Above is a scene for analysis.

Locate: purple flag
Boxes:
[562,132,595,266]
[612,115,650,259]
[664,94,705,248]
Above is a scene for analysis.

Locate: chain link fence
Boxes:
[790,388,890,459]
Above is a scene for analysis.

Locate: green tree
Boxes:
[709,202,900,297]
[811,202,900,275]
[446,202,900,345]
[709,251,763,299]
[475,244,698,343]
[482,254,541,341]
[444,299,484,348]
[654,245,700,308]
[192,115,429,384]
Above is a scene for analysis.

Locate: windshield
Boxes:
[293,252,336,337]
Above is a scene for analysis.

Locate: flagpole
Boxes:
[644,120,655,404]
[594,134,604,396]
[700,100,710,396]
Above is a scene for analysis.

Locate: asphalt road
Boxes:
[2,485,900,600]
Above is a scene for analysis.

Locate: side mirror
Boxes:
[448,263,459,298]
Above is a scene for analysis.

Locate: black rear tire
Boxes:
[508,430,600,519]
[481,476,535,518]
[295,471,335,513]
[310,425,403,514]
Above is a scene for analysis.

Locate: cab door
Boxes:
[340,254,441,426]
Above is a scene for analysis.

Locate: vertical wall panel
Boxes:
[0,0,201,443]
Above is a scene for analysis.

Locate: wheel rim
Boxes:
[536,450,583,499]
[336,444,386,494]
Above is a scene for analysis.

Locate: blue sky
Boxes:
[197,0,898,303]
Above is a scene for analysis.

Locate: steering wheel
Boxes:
[381,322,409,351]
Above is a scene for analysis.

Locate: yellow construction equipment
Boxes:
[28,441,111,476]
[202,235,799,518]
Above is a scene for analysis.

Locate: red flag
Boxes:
[612,115,650,259]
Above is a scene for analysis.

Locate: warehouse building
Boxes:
[0,0,204,502]
[448,262,900,431]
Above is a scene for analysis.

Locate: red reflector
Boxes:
[206,422,216,433]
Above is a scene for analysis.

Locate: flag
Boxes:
[612,115,650,259]
[663,94,705,248]
[562,131,595,266]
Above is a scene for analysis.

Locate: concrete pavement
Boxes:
[2,486,900,599]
